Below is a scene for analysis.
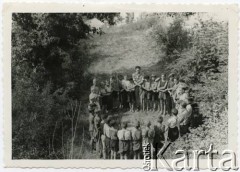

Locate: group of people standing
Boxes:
[88,66,194,159]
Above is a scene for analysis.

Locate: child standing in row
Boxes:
[126,78,136,112]
[150,74,158,111]
[157,74,168,115]
[132,121,142,159]
[141,76,151,111]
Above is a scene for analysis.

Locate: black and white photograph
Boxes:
[9,7,235,165]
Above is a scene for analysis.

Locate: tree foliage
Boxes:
[12,13,116,159]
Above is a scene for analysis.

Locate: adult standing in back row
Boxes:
[132,66,144,111]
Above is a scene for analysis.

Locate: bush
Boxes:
[149,17,190,59]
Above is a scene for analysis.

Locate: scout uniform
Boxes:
[117,127,125,156]
[123,129,132,158]
[132,126,142,153]
[132,72,144,110]
[142,126,150,145]
[158,79,168,100]
[153,118,165,151]
[110,77,120,108]
[178,103,191,136]
[141,78,151,111]
[105,81,113,110]
[121,78,130,108]
[126,80,136,112]
[166,111,179,142]
[109,121,118,159]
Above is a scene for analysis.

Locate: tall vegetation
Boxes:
[149,14,228,155]
[12,13,118,159]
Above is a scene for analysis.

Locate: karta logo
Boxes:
[143,144,239,171]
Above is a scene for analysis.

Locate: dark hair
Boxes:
[180,101,187,108]
[174,77,179,81]
[144,75,150,80]
[135,66,141,70]
[158,116,163,123]
[121,121,127,128]
[109,120,115,127]
[179,79,185,83]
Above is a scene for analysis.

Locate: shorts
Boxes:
[101,96,108,106]
[152,92,158,101]
[146,91,151,100]
[112,91,119,99]
[105,136,111,154]
[123,140,130,152]
[140,91,146,100]
[159,92,167,100]
[168,127,179,142]
[127,91,135,103]
[119,140,130,154]
[132,140,142,152]
[153,140,164,150]
[110,139,119,152]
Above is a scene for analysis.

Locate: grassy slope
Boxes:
[87,27,164,75]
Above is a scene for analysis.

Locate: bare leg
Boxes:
[120,153,124,159]
[142,99,145,111]
[152,101,159,111]
[124,153,128,160]
[146,99,149,111]
[163,100,166,116]
[133,152,136,160]
[137,152,141,159]
[159,100,162,114]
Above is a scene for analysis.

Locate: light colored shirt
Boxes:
[126,82,135,91]
[121,80,130,90]
[117,129,125,140]
[186,104,193,115]
[105,85,112,93]
[91,85,100,94]
[142,127,149,144]
[110,127,118,140]
[100,88,107,95]
[132,72,144,86]
[178,107,190,126]
[167,116,178,128]
[103,123,110,138]
[124,129,132,140]
[179,93,189,102]
[89,93,99,103]
[150,81,158,92]
[89,114,94,131]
